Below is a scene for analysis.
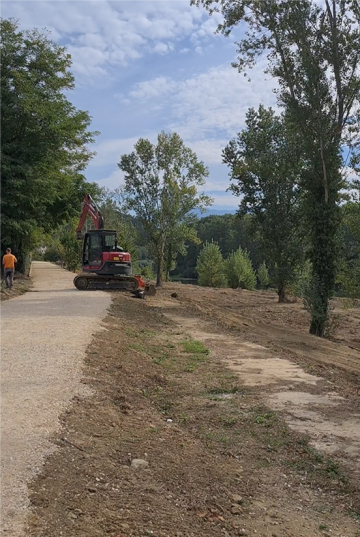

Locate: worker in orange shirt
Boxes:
[2,248,17,290]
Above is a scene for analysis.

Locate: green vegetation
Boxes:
[181,340,209,355]
[196,241,227,287]
[118,132,212,287]
[192,0,360,335]
[1,19,99,272]
[225,247,256,290]
[224,106,305,302]
[257,262,270,289]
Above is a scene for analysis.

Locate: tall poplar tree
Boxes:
[193,0,360,335]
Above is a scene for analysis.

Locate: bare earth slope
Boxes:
[0,262,111,536]
[24,283,360,537]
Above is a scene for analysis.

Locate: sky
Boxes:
[2,0,278,213]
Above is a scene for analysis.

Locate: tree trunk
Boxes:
[156,252,163,287]
[308,188,339,337]
[277,283,286,303]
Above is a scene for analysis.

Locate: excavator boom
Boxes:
[76,194,104,239]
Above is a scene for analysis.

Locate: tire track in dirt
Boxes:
[166,288,360,375]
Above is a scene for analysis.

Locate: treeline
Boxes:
[173,206,360,301]
[0,19,100,273]
[192,0,360,337]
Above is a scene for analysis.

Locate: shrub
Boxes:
[290,260,312,298]
[257,262,270,288]
[225,248,256,290]
[196,241,227,287]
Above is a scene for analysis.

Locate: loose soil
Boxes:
[26,284,360,537]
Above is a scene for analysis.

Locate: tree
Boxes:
[118,132,212,286]
[59,225,82,273]
[164,223,201,282]
[196,241,227,287]
[257,262,270,289]
[336,200,360,298]
[193,0,360,336]
[174,213,262,279]
[98,191,140,264]
[1,19,98,271]
[224,106,305,302]
[226,248,256,290]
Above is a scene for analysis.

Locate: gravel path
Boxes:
[1,262,111,536]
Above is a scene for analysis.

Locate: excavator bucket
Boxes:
[145,284,156,297]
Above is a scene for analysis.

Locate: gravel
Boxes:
[0,262,111,536]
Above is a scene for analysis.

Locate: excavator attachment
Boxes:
[145,283,156,296]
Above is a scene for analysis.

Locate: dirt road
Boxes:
[0,262,111,536]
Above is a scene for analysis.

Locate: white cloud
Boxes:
[209,193,239,209]
[128,76,177,100]
[185,139,229,165]
[153,42,171,55]
[124,60,278,141]
[2,1,223,82]
[98,169,125,191]
[91,136,143,168]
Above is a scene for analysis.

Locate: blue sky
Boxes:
[2,0,278,212]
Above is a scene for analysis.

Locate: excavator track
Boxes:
[73,273,156,297]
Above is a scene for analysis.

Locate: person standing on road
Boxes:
[2,248,17,290]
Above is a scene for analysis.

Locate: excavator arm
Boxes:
[76,194,104,239]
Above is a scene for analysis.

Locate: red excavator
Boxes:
[73,194,155,297]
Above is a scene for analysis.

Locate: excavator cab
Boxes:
[82,230,131,275]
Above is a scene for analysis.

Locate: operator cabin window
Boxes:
[104,234,116,251]
[88,234,103,264]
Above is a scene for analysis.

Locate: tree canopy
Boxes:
[1,18,99,270]
[224,105,305,301]
[193,0,360,336]
[118,132,212,286]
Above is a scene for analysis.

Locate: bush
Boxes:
[290,260,312,298]
[43,244,62,263]
[140,265,155,279]
[225,248,256,290]
[59,232,82,272]
[257,261,270,288]
[196,241,227,287]
[336,259,360,299]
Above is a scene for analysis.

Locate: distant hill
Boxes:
[195,208,237,217]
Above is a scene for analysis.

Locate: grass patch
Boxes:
[254,412,277,426]
[181,340,209,355]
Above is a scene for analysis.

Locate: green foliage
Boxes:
[257,262,270,289]
[224,106,305,302]
[225,248,256,290]
[196,241,227,287]
[59,230,82,272]
[43,244,62,263]
[336,201,360,298]
[118,132,212,286]
[175,213,262,279]
[1,19,98,271]
[194,0,360,335]
[289,260,312,298]
[181,340,209,354]
[140,265,155,280]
